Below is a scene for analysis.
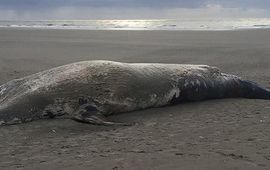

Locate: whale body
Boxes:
[0,60,269,126]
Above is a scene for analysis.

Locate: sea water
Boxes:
[0,18,270,30]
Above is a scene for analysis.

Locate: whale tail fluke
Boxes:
[240,80,270,100]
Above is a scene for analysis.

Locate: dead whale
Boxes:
[0,60,269,126]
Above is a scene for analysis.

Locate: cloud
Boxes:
[163,3,270,18]
[0,2,269,20]
[1,0,270,10]
[206,0,270,9]
[0,0,206,9]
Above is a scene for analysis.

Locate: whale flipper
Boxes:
[71,106,131,126]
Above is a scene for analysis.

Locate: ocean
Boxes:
[1,18,270,31]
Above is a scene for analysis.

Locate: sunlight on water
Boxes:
[1,18,270,30]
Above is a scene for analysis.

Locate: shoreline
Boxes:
[1,27,270,32]
[1,18,270,31]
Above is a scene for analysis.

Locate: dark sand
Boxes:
[0,28,270,170]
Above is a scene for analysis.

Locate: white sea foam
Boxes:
[1,18,270,30]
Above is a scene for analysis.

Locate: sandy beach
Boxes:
[0,28,270,169]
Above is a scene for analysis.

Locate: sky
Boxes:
[0,0,269,20]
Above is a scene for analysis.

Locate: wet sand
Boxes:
[0,28,270,169]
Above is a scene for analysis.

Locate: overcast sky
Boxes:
[0,0,269,20]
